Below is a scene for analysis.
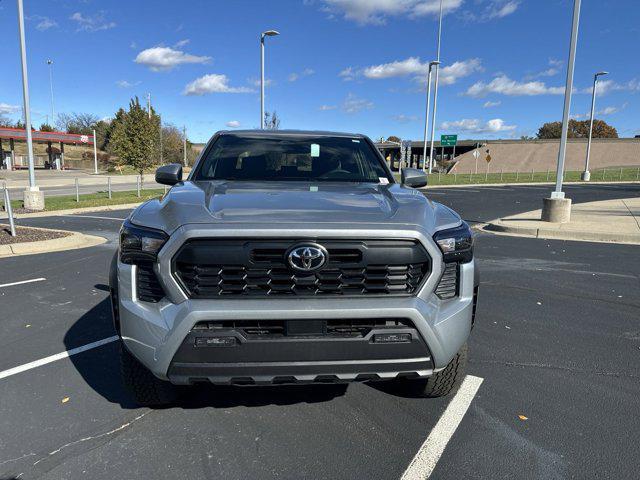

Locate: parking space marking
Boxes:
[0,336,119,380]
[401,375,484,480]
[0,277,46,289]
[66,214,127,221]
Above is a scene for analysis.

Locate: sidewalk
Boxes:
[485,197,640,245]
[1,171,157,189]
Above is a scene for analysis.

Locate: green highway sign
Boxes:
[440,134,457,147]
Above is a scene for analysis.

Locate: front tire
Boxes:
[394,344,467,398]
[120,344,179,407]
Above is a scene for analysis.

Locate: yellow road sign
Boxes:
[486,154,492,163]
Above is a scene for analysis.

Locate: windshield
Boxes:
[194,135,392,183]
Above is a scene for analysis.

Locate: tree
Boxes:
[264,111,280,130]
[159,123,187,164]
[0,114,14,127]
[39,123,54,132]
[55,112,100,135]
[537,119,618,139]
[387,136,401,143]
[108,97,157,178]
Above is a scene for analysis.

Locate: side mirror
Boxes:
[401,168,428,188]
[155,163,183,186]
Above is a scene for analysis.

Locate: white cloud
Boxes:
[572,103,627,119]
[29,15,58,31]
[392,114,418,123]
[342,93,373,113]
[226,120,241,128]
[483,100,501,108]
[462,0,520,22]
[135,46,211,72]
[174,39,190,47]
[524,59,563,80]
[248,78,274,88]
[352,57,482,86]
[0,103,21,115]
[590,79,640,96]
[339,66,356,81]
[319,104,337,111]
[288,68,315,82]
[183,74,253,95]
[70,12,116,32]
[319,0,463,25]
[116,80,141,88]
[441,118,516,133]
[466,75,565,97]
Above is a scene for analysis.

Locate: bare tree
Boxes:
[264,111,280,130]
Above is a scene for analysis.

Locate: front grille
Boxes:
[192,318,415,338]
[173,239,430,298]
[435,262,458,299]
[136,263,165,302]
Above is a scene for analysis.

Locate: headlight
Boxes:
[119,219,168,264]
[433,222,473,263]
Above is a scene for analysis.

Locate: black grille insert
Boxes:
[136,263,165,303]
[435,262,458,299]
[192,318,415,338]
[173,239,430,298]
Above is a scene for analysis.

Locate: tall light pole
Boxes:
[260,30,279,129]
[183,125,187,166]
[428,0,444,174]
[46,59,55,125]
[422,60,440,172]
[542,0,581,223]
[17,0,43,210]
[581,71,609,181]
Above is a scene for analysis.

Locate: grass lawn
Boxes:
[394,166,640,186]
[6,189,165,212]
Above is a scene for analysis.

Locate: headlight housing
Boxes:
[119,219,168,264]
[433,222,474,263]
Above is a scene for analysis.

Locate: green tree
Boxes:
[108,97,157,178]
[537,119,618,139]
[39,123,54,132]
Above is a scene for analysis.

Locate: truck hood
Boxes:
[131,180,461,234]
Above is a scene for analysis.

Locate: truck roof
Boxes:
[217,129,367,138]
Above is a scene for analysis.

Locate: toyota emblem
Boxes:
[287,244,328,272]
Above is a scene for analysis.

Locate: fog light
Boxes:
[195,337,237,347]
[373,333,411,343]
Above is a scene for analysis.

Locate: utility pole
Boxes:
[428,0,444,174]
[421,61,439,172]
[542,0,581,223]
[159,115,163,164]
[147,93,151,119]
[260,30,279,129]
[47,59,55,124]
[16,0,43,210]
[93,128,98,174]
[581,71,609,181]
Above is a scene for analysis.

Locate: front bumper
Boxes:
[117,259,475,384]
[117,223,475,384]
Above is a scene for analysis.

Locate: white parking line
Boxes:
[401,375,484,480]
[0,277,46,289]
[66,214,127,221]
[0,336,120,380]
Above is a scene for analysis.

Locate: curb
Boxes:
[0,228,107,258]
[0,202,142,219]
[484,221,640,245]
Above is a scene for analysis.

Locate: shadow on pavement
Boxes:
[64,299,347,410]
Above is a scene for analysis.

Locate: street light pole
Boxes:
[428,0,444,174]
[47,59,55,125]
[542,0,581,223]
[581,71,609,181]
[16,0,43,210]
[260,30,279,129]
[422,61,440,172]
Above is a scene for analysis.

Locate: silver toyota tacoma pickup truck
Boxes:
[110,130,478,406]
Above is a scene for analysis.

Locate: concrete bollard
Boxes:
[108,177,112,199]
[3,186,16,236]
[541,197,572,223]
[75,178,79,202]
[137,176,141,198]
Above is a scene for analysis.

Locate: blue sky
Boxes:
[0,0,638,143]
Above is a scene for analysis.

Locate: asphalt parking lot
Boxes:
[1,183,639,479]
